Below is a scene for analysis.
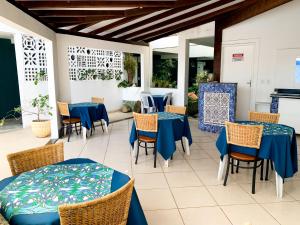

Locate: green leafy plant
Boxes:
[17,71,52,122]
[124,53,137,85]
[152,59,177,88]
[117,80,132,88]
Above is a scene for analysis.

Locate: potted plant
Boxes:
[15,71,52,138]
[124,53,137,85]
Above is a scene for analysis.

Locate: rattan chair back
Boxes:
[7,142,64,176]
[91,97,104,104]
[165,105,186,115]
[133,112,158,132]
[57,102,70,117]
[249,111,280,124]
[0,214,9,225]
[225,121,263,149]
[59,178,134,225]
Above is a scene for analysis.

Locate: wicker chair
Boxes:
[165,105,187,153]
[0,214,9,225]
[249,111,280,180]
[7,142,64,176]
[224,122,264,194]
[133,112,159,168]
[57,101,81,142]
[90,97,105,134]
[249,111,280,123]
[59,178,134,225]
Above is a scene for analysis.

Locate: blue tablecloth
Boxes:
[0,158,147,225]
[129,112,192,160]
[152,95,165,112]
[69,102,109,129]
[216,121,298,178]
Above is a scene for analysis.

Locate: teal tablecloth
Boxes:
[129,112,192,160]
[69,102,109,129]
[216,121,298,178]
[0,158,147,225]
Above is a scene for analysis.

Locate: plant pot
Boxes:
[31,120,51,138]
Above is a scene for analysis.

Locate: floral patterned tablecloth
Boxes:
[0,163,113,220]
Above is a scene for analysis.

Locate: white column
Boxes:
[177,37,189,106]
[45,40,59,139]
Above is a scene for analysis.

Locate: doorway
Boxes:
[0,35,22,132]
[221,42,256,120]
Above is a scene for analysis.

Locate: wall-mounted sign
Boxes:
[296,58,300,83]
[232,53,244,62]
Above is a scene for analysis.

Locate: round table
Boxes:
[0,158,147,225]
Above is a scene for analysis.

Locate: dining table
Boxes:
[0,158,148,225]
[216,121,298,198]
[69,102,109,140]
[129,112,192,167]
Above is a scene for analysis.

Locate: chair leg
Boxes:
[59,125,64,138]
[252,160,258,194]
[101,120,104,133]
[181,139,185,152]
[79,122,82,134]
[265,159,270,181]
[145,143,148,155]
[67,125,71,142]
[75,123,79,135]
[154,143,158,168]
[171,154,173,160]
[135,142,140,164]
[236,160,240,173]
[270,160,274,170]
[223,156,231,186]
[260,160,264,181]
[231,158,234,174]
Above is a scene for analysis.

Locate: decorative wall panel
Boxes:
[198,83,237,133]
[67,46,123,81]
[22,35,47,81]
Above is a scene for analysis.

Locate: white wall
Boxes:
[221,0,300,112]
[56,34,150,112]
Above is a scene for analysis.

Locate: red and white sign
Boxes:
[232,53,244,62]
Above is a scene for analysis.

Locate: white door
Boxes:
[221,43,256,120]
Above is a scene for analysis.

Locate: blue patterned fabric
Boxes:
[129,112,192,160]
[198,83,237,133]
[270,97,279,113]
[0,158,148,225]
[69,102,109,129]
[216,121,298,178]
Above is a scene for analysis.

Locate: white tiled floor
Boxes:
[2,118,300,225]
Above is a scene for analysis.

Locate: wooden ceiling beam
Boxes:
[69,22,99,32]
[136,0,252,42]
[88,15,145,35]
[102,0,211,37]
[33,10,126,17]
[55,28,149,46]
[117,0,234,40]
[43,16,123,24]
[16,1,178,8]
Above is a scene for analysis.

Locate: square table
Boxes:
[0,158,147,225]
[216,121,298,198]
[129,112,192,167]
[69,102,109,140]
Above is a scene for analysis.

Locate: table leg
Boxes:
[217,155,228,181]
[164,160,169,167]
[82,127,87,141]
[102,120,108,133]
[183,137,190,156]
[275,171,283,198]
